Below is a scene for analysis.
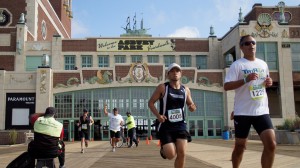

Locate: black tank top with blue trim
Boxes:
[159,82,187,131]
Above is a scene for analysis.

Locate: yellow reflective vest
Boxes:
[34,116,63,137]
[126,115,136,130]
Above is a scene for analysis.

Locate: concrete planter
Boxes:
[296,129,300,141]
[285,132,300,144]
[275,130,289,144]
[0,130,28,145]
[275,130,300,144]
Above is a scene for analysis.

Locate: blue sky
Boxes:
[71,0,300,38]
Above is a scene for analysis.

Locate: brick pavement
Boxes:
[1,139,300,168]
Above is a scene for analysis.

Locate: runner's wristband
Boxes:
[243,78,247,84]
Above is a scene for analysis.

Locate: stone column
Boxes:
[0,70,6,129]
[279,44,296,119]
[51,35,63,70]
[15,22,28,72]
[208,36,220,69]
[223,68,235,127]
[35,68,53,113]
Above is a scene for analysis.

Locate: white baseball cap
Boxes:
[167,63,181,73]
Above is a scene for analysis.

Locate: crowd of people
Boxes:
[8,37,276,168]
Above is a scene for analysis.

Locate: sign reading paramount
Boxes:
[97,39,175,52]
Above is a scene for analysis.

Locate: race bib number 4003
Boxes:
[168,108,183,122]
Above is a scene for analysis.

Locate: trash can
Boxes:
[222,130,230,140]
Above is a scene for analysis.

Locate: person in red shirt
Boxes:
[28,107,65,168]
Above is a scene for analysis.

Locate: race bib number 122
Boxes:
[249,85,265,100]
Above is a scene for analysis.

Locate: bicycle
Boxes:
[110,136,124,148]
[109,126,136,148]
[109,126,125,148]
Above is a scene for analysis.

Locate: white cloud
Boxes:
[167,26,200,38]
[213,0,252,23]
[71,19,89,38]
[148,5,167,27]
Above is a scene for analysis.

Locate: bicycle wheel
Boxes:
[110,137,123,148]
[116,137,123,147]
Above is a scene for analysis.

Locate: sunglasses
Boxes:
[242,41,256,46]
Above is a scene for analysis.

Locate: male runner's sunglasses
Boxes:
[242,41,256,46]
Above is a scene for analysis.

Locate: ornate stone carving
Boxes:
[253,13,278,38]
[55,77,80,88]
[240,29,247,37]
[30,44,49,51]
[281,29,289,38]
[117,63,159,83]
[85,70,112,84]
[10,74,33,84]
[197,77,221,87]
[181,76,192,84]
[40,70,47,94]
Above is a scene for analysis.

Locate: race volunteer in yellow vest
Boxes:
[28,107,65,168]
[125,112,139,148]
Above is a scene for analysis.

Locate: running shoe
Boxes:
[81,149,84,153]
[135,141,139,147]
[112,147,116,152]
[59,165,66,168]
[187,134,192,142]
[160,147,166,159]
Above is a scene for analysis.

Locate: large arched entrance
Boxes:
[54,87,224,141]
